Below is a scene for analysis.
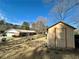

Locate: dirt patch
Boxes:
[0,37,79,59]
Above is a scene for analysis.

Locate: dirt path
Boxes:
[0,37,79,59]
[0,37,47,59]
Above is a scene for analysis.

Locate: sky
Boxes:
[0,0,51,25]
[0,0,79,27]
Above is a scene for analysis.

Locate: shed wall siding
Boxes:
[47,23,75,48]
[66,28,75,48]
[47,28,56,48]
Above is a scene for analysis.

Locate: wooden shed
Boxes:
[47,21,76,48]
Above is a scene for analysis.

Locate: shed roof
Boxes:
[48,21,76,29]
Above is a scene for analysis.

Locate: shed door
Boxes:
[56,28,66,48]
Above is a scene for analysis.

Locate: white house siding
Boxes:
[6,32,14,37]
[6,29,20,37]
[6,32,19,37]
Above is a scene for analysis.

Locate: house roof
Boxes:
[6,29,36,33]
[16,29,36,33]
[48,21,76,29]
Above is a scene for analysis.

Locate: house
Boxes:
[5,29,36,37]
[47,21,76,48]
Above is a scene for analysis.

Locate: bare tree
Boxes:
[32,16,48,34]
[72,16,79,28]
[43,0,79,21]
